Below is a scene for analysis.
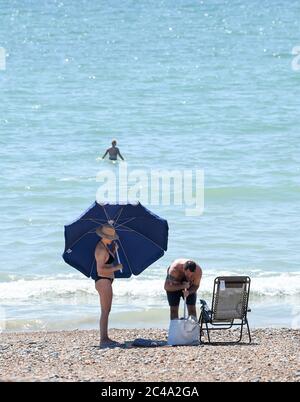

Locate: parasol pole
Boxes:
[115,246,122,273]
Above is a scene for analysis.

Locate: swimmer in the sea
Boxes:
[102,140,125,161]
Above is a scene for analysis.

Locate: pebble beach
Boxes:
[0,328,299,382]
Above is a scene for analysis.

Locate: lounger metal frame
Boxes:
[199,276,251,345]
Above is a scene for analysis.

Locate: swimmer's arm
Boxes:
[117,148,124,161]
[102,149,109,159]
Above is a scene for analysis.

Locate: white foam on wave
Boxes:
[58,176,95,182]
[0,278,95,301]
[0,272,300,303]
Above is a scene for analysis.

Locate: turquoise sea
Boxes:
[0,0,299,332]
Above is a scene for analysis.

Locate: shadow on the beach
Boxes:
[90,340,258,349]
[124,339,169,349]
[90,340,168,350]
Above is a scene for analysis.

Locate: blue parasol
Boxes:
[62,202,169,279]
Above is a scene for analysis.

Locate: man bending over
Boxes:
[164,259,202,320]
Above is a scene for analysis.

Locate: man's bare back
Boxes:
[167,258,202,288]
[102,140,124,161]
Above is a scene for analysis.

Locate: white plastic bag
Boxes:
[167,317,199,346]
[167,299,199,346]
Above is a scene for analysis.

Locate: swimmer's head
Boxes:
[112,139,117,146]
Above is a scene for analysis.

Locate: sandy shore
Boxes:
[0,328,299,382]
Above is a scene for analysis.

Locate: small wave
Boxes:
[0,272,300,302]
[0,273,18,282]
[0,278,95,301]
[58,176,95,182]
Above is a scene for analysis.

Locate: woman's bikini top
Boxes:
[106,252,115,264]
[104,246,115,265]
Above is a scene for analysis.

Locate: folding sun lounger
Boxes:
[199,276,251,344]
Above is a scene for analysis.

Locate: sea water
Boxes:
[0,0,299,331]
